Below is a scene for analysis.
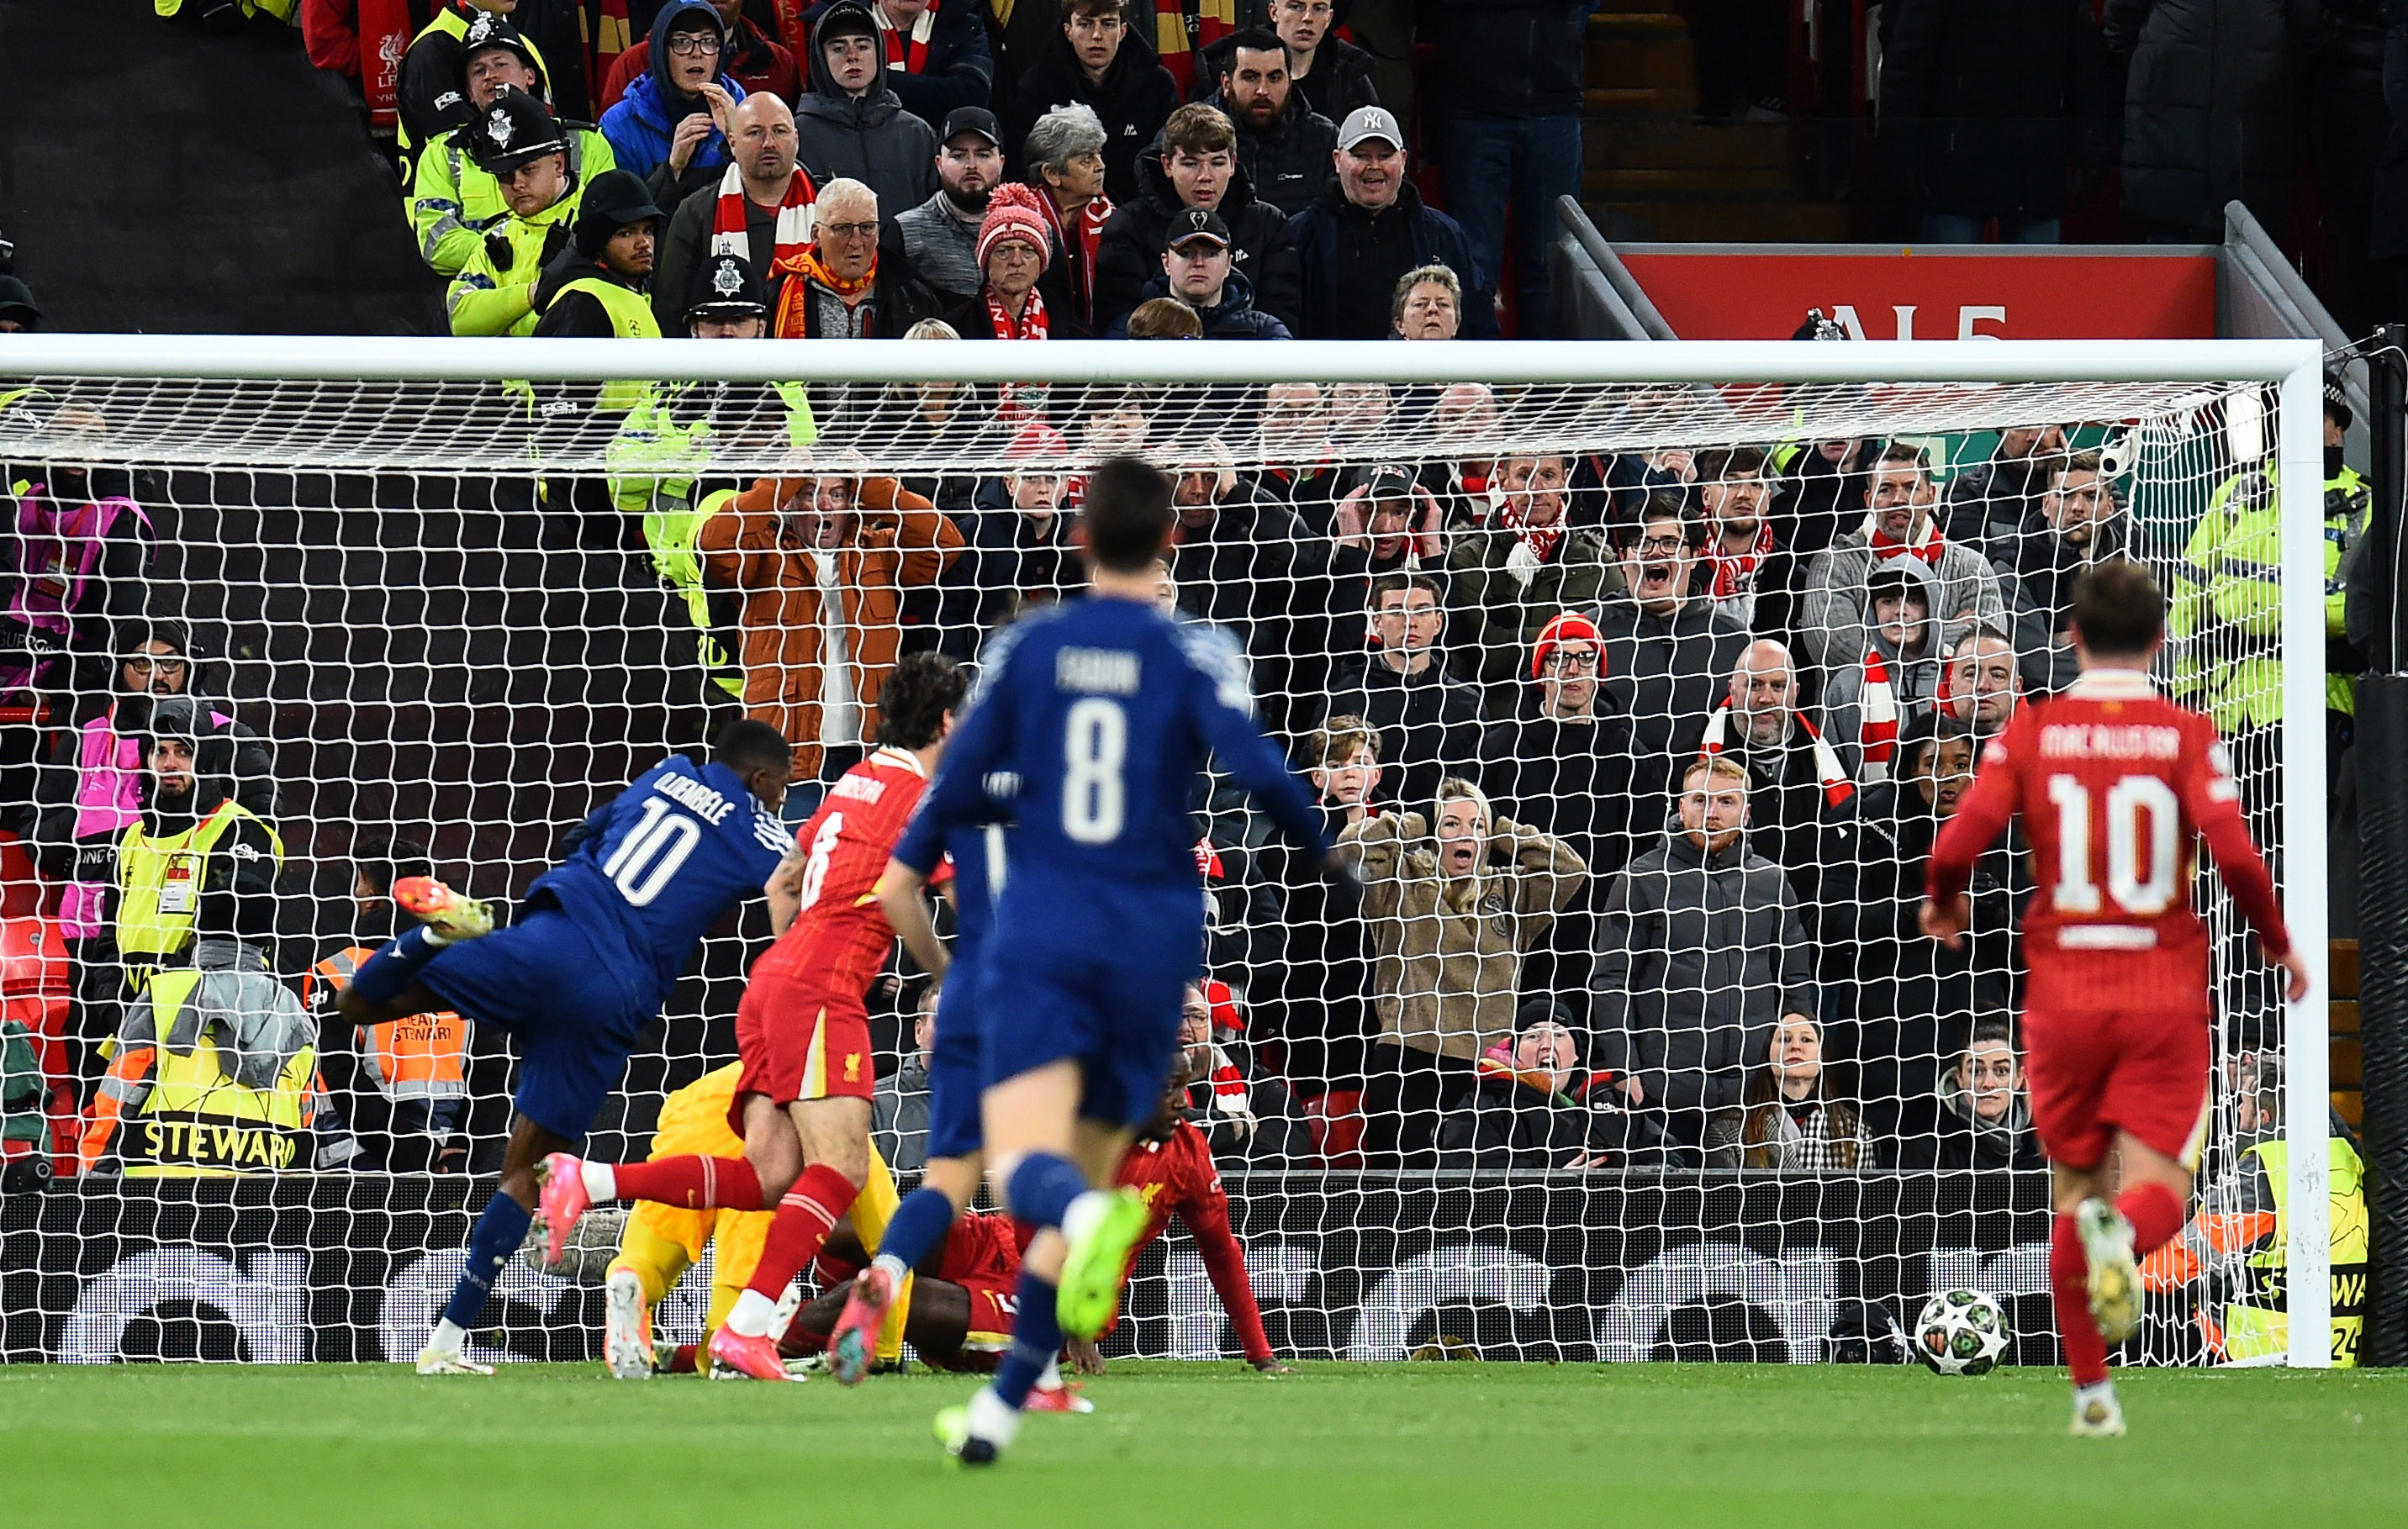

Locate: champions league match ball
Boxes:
[1914,1289,2011,1376]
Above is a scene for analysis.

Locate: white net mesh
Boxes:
[0,353,2311,1368]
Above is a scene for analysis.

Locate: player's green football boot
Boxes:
[2074,1197,2141,1344]
[1056,1188,1149,1342]
[394,876,494,942]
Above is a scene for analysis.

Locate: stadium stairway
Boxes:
[1580,0,1851,243]
[0,0,445,334]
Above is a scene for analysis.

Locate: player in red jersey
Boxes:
[534,653,971,1380]
[1093,1040,1289,1373]
[1920,561,2308,1437]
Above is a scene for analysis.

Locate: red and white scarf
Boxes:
[359,0,414,129]
[1699,703,1856,807]
[1704,519,1775,601]
[1496,497,1564,564]
[715,163,818,268]
[1034,189,1112,323]
[987,287,1050,424]
[877,0,938,74]
[1867,514,1946,568]
[1856,646,1899,781]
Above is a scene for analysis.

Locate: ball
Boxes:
[1914,1289,2011,1376]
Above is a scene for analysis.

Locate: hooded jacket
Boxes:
[794,1,943,219]
[118,694,284,957]
[599,10,800,109]
[1341,809,1585,1062]
[1287,177,1498,340]
[1590,827,1817,1122]
[1192,30,1379,125]
[826,0,995,124]
[1196,83,1339,217]
[1001,28,1184,203]
[695,473,964,778]
[1819,554,1946,781]
[1798,514,2006,677]
[599,0,751,214]
[1895,1070,2045,1169]
[1095,140,1304,332]
[32,622,279,942]
[1101,268,1292,338]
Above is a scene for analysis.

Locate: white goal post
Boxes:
[0,335,2331,1369]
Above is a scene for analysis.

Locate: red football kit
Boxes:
[1112,1118,1275,1364]
[1926,668,2292,1169]
[732,745,930,1126]
[802,1210,1024,1369]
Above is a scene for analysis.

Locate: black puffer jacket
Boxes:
[1430,0,1588,118]
[1197,87,1339,217]
[793,1,941,218]
[1001,29,1184,203]
[1093,140,1304,334]
[1877,0,2115,220]
[2104,0,2313,236]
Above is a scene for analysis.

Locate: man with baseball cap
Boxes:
[445,91,590,335]
[1104,209,1289,338]
[1287,105,1496,340]
[898,106,1008,309]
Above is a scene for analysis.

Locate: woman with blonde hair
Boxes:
[1342,775,1585,1165]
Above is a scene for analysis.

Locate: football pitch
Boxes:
[6,1363,2403,1527]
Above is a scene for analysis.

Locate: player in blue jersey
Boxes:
[915,458,1354,1464]
[337,720,798,1375]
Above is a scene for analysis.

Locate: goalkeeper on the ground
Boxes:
[603,1062,905,1377]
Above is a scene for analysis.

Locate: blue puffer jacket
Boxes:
[600,0,747,206]
[1102,269,1292,339]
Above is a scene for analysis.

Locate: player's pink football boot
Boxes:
[533,1152,590,1271]
[393,876,493,941]
[826,1263,895,1387]
[708,1324,799,1382]
[1025,1381,1095,1415]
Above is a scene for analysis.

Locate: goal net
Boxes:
[0,336,2332,1372]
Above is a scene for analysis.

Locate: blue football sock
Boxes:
[442,1191,533,1332]
[350,925,444,1008]
[990,1268,1061,1410]
[876,1185,958,1274]
[1006,1152,1088,1231]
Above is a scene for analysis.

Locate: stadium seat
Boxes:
[1303,1089,1366,1168]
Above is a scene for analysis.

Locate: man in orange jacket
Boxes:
[697,465,962,806]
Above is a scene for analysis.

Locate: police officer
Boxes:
[398,0,593,158]
[409,13,615,278]
[2170,375,2369,851]
[304,839,469,1173]
[446,92,586,336]
[607,252,816,713]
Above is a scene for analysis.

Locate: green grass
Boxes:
[5,1362,2403,1527]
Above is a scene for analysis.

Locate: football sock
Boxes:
[350,925,446,1007]
[727,1164,858,1337]
[426,1318,468,1357]
[667,1343,700,1374]
[2050,1210,2111,1387]
[1006,1152,1090,1231]
[442,1190,534,1333]
[2117,1182,2184,1258]
[877,1184,958,1274]
[990,1268,1062,1411]
[599,1155,763,1211]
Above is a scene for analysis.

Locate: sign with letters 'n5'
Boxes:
[1619,250,2219,341]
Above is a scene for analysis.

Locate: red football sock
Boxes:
[608,1155,764,1211]
[667,1343,700,1374]
[744,1163,859,1301]
[2117,1181,2185,1259]
[2050,1210,2111,1386]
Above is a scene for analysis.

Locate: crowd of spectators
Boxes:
[305,0,1558,342]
